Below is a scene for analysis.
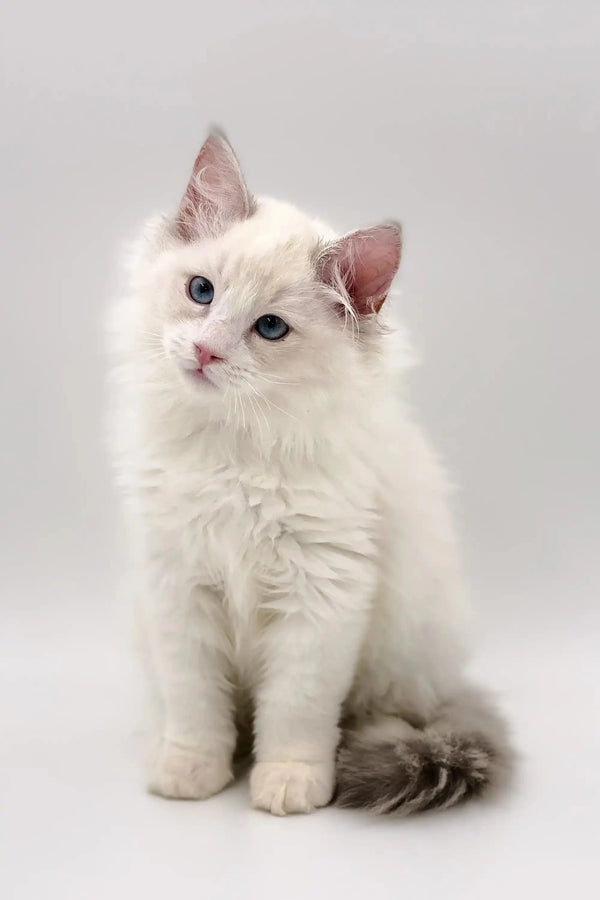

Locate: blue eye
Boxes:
[187,275,214,304]
[255,315,289,341]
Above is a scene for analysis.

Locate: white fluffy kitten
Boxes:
[108,130,509,816]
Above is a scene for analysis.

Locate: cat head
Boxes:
[129,130,402,418]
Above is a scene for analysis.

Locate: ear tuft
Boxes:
[317,223,402,316]
[175,129,255,241]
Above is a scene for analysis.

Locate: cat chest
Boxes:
[154,462,293,583]
[142,451,379,606]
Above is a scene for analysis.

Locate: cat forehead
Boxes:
[174,198,332,291]
[230,197,332,251]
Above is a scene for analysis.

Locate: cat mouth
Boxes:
[181,366,219,389]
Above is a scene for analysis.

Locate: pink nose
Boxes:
[194,344,223,369]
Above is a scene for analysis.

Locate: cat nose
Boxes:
[194,344,223,369]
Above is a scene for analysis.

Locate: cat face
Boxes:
[132,130,402,410]
[147,208,348,401]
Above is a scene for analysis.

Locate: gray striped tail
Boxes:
[335,687,512,815]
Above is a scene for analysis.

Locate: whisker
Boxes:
[240,389,247,433]
[244,382,271,438]
[249,382,299,423]
[247,391,267,444]
[254,373,300,386]
[136,330,165,340]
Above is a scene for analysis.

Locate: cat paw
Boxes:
[250,761,334,816]
[148,741,232,800]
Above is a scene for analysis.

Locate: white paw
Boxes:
[148,741,232,800]
[250,761,334,816]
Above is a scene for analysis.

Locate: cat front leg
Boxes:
[250,569,371,815]
[141,568,236,801]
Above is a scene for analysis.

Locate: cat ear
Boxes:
[317,223,402,316]
[175,129,255,241]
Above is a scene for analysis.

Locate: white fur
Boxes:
[108,193,473,815]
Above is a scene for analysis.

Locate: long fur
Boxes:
[107,131,511,816]
[336,688,512,814]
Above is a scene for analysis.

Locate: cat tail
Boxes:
[335,686,513,815]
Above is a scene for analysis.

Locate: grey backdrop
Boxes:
[2,2,599,898]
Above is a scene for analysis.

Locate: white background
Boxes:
[1,2,599,897]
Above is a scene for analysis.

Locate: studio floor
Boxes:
[2,585,598,900]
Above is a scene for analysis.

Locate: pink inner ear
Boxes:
[319,224,402,316]
[176,130,254,241]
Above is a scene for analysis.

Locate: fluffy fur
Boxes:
[107,129,510,816]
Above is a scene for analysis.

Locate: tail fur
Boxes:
[335,687,512,815]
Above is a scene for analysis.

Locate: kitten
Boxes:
[108,129,510,816]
